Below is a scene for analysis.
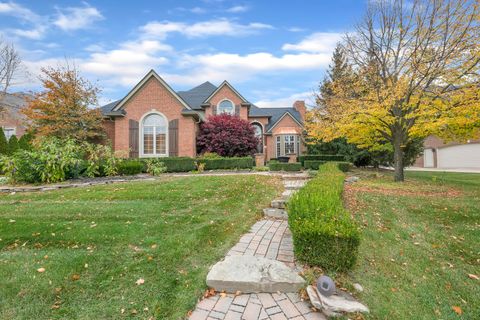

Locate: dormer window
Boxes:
[217,99,234,115]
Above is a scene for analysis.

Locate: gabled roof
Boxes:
[204,80,249,103]
[177,81,217,110]
[112,70,192,111]
[249,105,303,132]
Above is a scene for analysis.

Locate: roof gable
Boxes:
[177,81,217,110]
[112,70,191,111]
[204,80,248,104]
[266,111,303,133]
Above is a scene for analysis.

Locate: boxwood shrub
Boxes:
[269,161,302,171]
[288,162,360,271]
[298,154,345,166]
[198,157,254,170]
[156,157,196,172]
[304,160,352,172]
[117,160,145,175]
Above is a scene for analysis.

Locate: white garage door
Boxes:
[437,143,480,168]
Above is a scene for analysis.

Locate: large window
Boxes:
[252,123,263,153]
[284,135,295,154]
[276,135,298,157]
[142,113,167,156]
[217,100,234,115]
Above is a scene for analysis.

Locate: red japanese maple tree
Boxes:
[197,114,259,157]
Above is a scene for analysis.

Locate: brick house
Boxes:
[100,70,305,163]
[0,92,30,140]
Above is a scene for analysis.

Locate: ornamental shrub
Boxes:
[198,157,254,170]
[18,132,34,151]
[196,114,258,157]
[145,158,167,176]
[154,157,196,172]
[288,162,360,271]
[0,128,8,155]
[303,160,351,172]
[298,154,345,166]
[117,160,144,175]
[7,135,19,155]
[268,161,302,171]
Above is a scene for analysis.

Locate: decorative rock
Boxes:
[307,285,369,315]
[206,255,305,293]
[263,208,288,220]
[316,275,336,297]
[345,176,360,183]
[270,199,286,209]
[353,283,364,292]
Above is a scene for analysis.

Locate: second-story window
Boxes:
[217,100,234,115]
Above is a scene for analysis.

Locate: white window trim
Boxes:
[275,134,299,157]
[139,111,169,158]
[217,98,235,115]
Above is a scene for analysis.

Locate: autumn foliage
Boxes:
[22,65,105,142]
[197,114,258,157]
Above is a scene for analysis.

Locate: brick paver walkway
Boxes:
[190,174,325,320]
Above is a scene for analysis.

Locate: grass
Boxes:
[342,169,480,319]
[0,175,281,319]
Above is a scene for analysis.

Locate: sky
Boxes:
[0,0,366,108]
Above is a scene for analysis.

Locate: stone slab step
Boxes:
[284,180,307,190]
[206,255,305,293]
[282,174,311,180]
[281,189,296,199]
[263,208,288,220]
[270,199,286,209]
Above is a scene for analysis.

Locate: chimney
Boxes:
[293,100,306,121]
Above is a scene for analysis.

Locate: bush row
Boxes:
[116,156,254,175]
[298,154,345,166]
[288,162,360,271]
[268,161,302,171]
[303,160,351,172]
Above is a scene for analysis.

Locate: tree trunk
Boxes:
[393,133,404,182]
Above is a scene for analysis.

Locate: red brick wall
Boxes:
[206,85,249,120]
[268,114,304,160]
[112,77,197,157]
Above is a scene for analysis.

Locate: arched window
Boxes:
[252,123,263,154]
[217,99,234,115]
[142,113,167,156]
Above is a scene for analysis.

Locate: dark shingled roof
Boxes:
[249,105,303,132]
[99,81,303,131]
[177,81,217,110]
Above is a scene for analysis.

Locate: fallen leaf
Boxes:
[37,267,46,273]
[468,274,479,280]
[71,274,80,281]
[147,256,153,261]
[452,306,462,315]
[135,278,145,285]
[220,292,227,298]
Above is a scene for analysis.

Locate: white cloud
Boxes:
[141,18,273,39]
[255,91,313,108]
[54,3,104,31]
[226,5,249,13]
[81,40,171,86]
[287,27,306,32]
[0,1,46,39]
[282,32,343,53]
[190,7,206,14]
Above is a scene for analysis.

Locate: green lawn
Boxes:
[343,170,480,319]
[0,175,280,319]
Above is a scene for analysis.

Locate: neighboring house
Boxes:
[100,70,305,163]
[413,135,480,169]
[0,92,30,140]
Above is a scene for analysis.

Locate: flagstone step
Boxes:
[282,174,311,180]
[263,208,288,220]
[284,180,307,190]
[281,189,297,199]
[206,255,305,293]
[270,199,287,209]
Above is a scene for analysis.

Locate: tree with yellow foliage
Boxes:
[307,0,480,181]
[22,64,105,143]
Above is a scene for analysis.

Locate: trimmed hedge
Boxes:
[299,154,345,166]
[304,160,352,172]
[117,160,144,175]
[288,162,360,271]
[198,157,254,170]
[269,161,302,171]
[154,157,196,172]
